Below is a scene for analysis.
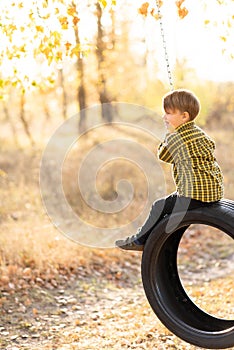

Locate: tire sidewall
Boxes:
[141,206,234,349]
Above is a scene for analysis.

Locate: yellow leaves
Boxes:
[42,0,49,9]
[177,7,188,19]
[175,0,189,19]
[63,7,80,27]
[73,17,80,26]
[65,42,91,59]
[29,12,34,20]
[138,1,188,21]
[67,6,77,17]
[0,80,5,89]
[36,25,44,33]
[150,8,161,21]
[19,45,26,53]
[156,0,163,7]
[99,0,107,8]
[71,45,81,58]
[5,44,25,60]
[58,16,69,30]
[70,44,90,58]
[175,0,185,7]
[202,6,233,60]
[39,44,54,65]
[138,2,163,20]
[9,24,17,32]
[39,31,62,65]
[227,19,232,28]
[3,24,17,38]
[40,46,52,60]
[55,51,63,62]
[39,13,51,20]
[52,31,61,46]
[138,2,149,16]
[65,42,72,51]
[47,56,53,66]
[40,31,60,47]
[220,36,227,42]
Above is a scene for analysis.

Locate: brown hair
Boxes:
[163,89,200,120]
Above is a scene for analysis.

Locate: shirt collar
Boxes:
[175,121,195,133]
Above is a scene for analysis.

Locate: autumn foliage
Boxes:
[138,0,188,20]
[175,0,189,19]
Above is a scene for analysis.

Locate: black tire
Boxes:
[141,199,234,349]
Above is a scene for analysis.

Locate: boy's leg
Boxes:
[115,193,178,250]
[136,194,211,244]
[115,193,210,251]
[135,193,178,244]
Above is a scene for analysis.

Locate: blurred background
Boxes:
[0,0,233,264]
[0,0,233,142]
[0,0,233,275]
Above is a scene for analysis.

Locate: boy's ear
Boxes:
[183,111,190,121]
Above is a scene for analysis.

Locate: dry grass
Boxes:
[0,127,233,274]
[0,127,152,280]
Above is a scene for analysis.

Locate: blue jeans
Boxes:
[136,192,216,244]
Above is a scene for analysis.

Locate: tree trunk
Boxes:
[3,101,19,146]
[72,3,87,133]
[40,92,52,137]
[58,68,68,120]
[110,8,116,50]
[96,2,114,123]
[20,92,34,145]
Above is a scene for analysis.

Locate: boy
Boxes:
[115,89,224,251]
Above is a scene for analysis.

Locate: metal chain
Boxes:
[155,0,174,91]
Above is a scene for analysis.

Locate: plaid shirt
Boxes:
[158,121,224,202]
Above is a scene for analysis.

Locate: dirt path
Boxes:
[0,272,156,350]
[0,277,202,350]
[1,262,233,350]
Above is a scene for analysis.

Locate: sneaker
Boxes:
[115,235,144,251]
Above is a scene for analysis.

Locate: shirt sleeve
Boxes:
[158,132,183,164]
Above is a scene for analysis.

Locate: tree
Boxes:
[70,1,87,132]
[0,0,91,132]
[58,68,68,120]
[0,0,233,140]
[96,2,115,122]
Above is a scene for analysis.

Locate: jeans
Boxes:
[136,192,216,244]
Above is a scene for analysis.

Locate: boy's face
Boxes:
[163,109,189,131]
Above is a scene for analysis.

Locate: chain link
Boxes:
[155,0,174,91]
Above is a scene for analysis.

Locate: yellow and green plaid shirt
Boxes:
[158,121,224,202]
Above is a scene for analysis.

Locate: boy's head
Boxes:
[163,89,200,121]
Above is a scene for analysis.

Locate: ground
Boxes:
[0,260,233,350]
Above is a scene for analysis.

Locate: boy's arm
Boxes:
[158,132,182,164]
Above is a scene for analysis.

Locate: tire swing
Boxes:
[141,199,234,349]
[140,2,234,348]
